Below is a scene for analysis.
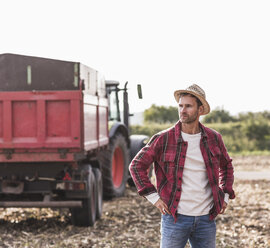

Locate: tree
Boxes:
[203,108,235,123]
[243,117,270,150]
[144,104,178,123]
[238,111,270,122]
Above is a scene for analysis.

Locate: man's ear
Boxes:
[199,105,204,115]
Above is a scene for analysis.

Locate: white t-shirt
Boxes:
[177,131,213,216]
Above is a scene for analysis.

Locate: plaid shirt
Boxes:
[129,121,235,221]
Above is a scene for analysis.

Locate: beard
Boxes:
[179,110,199,124]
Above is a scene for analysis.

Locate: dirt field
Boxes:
[0,156,269,248]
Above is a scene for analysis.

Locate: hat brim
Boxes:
[174,90,210,115]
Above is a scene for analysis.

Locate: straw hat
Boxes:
[174,84,210,115]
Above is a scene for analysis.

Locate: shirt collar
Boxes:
[175,121,208,143]
[199,122,208,139]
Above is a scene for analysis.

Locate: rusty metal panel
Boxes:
[0,53,79,91]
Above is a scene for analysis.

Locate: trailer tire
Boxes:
[93,167,103,220]
[70,166,96,226]
[99,133,129,199]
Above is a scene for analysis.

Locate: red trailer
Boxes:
[0,54,148,226]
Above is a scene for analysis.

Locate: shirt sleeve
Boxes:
[224,193,229,204]
[129,134,161,196]
[218,133,235,200]
[145,192,160,205]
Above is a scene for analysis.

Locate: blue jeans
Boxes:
[160,214,216,248]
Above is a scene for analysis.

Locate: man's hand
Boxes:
[154,198,171,215]
[220,201,227,214]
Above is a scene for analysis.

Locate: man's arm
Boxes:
[219,134,235,200]
[220,193,229,214]
[145,193,171,215]
[129,134,160,196]
[129,133,172,215]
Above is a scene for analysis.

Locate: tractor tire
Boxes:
[128,135,149,187]
[92,167,103,220]
[129,135,149,160]
[98,133,130,199]
[70,165,97,226]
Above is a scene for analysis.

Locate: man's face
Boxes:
[178,95,203,124]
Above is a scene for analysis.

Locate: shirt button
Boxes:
[177,188,181,192]
[179,177,181,180]
[182,155,185,158]
[173,206,176,208]
[176,199,179,202]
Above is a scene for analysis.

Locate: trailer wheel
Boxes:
[92,167,103,219]
[99,133,129,199]
[70,166,96,226]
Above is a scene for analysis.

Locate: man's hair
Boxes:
[180,93,203,107]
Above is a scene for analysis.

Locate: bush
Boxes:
[207,122,257,152]
[131,120,270,153]
[131,107,270,153]
[143,104,178,124]
[130,122,173,138]
[203,108,236,123]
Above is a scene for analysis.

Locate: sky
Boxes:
[0,0,269,116]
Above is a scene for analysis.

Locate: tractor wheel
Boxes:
[98,133,129,199]
[92,167,103,219]
[128,135,149,186]
[70,166,96,226]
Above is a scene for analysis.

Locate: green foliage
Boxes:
[130,123,173,138]
[244,119,270,150]
[199,115,270,153]
[143,104,178,124]
[131,106,270,154]
[237,111,270,122]
[206,122,257,153]
[203,107,236,123]
[229,150,270,156]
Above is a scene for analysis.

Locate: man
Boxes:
[129,84,235,248]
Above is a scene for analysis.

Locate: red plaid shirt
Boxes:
[129,121,235,221]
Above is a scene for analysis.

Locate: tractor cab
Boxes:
[105,80,132,130]
[105,81,121,123]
